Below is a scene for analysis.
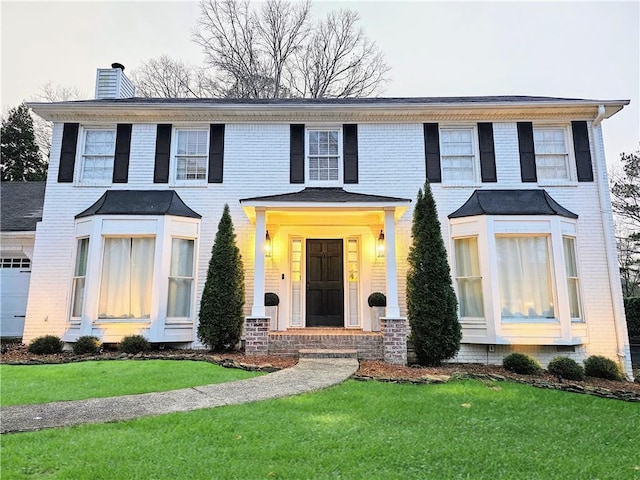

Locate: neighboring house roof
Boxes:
[448,189,578,219]
[75,190,201,219]
[1,182,46,232]
[240,187,411,204]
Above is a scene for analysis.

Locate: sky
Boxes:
[1,0,638,166]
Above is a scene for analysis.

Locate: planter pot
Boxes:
[371,306,386,332]
[265,305,278,331]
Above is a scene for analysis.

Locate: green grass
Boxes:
[2,380,639,479]
[0,360,262,406]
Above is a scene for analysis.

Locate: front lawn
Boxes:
[2,380,638,479]
[0,360,262,406]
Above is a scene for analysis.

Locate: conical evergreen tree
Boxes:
[407,182,461,366]
[198,204,245,351]
[1,103,47,181]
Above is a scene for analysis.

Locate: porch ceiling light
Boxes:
[265,230,272,257]
[377,230,385,258]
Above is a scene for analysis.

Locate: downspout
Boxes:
[591,113,634,380]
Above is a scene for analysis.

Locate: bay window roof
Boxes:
[75,190,201,219]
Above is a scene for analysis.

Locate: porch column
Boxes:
[384,208,400,318]
[252,207,266,317]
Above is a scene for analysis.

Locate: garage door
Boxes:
[1,256,31,338]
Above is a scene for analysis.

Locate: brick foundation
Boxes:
[382,317,407,365]
[245,317,269,355]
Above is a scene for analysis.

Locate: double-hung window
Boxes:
[167,238,195,318]
[307,128,341,185]
[563,236,582,320]
[71,238,89,319]
[174,129,208,182]
[440,127,477,183]
[454,237,484,318]
[496,235,555,320]
[533,127,571,181]
[81,129,115,182]
[98,237,155,319]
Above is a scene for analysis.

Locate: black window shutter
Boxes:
[208,124,225,183]
[343,124,358,184]
[517,122,537,182]
[154,124,172,184]
[424,123,441,183]
[290,124,305,184]
[58,123,79,183]
[478,122,497,182]
[112,124,132,183]
[572,121,594,182]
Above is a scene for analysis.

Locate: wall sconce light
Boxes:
[377,230,385,258]
[264,230,272,258]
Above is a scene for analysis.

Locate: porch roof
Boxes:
[448,189,578,219]
[75,190,201,219]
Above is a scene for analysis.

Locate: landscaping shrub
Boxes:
[407,182,461,366]
[264,292,280,307]
[118,335,150,354]
[547,356,585,381]
[584,355,623,380]
[624,297,640,338]
[367,292,387,307]
[503,352,541,375]
[27,335,64,355]
[72,336,102,355]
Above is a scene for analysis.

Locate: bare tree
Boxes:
[192,0,388,98]
[290,9,390,98]
[129,55,220,98]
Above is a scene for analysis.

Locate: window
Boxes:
[71,238,89,318]
[440,127,477,183]
[290,238,303,327]
[534,127,570,181]
[307,129,341,184]
[167,238,195,318]
[496,236,554,320]
[98,237,155,319]
[0,257,31,269]
[563,236,582,320]
[347,238,359,327]
[454,237,484,317]
[175,129,208,181]
[81,129,115,182]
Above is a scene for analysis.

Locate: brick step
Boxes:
[298,349,359,359]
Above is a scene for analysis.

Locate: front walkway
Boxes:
[1,357,358,434]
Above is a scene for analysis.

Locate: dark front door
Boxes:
[306,239,344,327]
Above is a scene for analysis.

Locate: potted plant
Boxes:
[368,292,387,331]
[265,292,280,330]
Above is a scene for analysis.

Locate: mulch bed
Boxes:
[2,344,638,401]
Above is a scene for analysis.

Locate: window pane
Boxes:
[497,236,554,319]
[167,278,192,317]
[458,278,484,317]
[99,238,155,319]
[84,130,115,155]
[75,238,89,275]
[563,237,581,318]
[455,237,480,276]
[170,239,194,276]
[563,237,578,276]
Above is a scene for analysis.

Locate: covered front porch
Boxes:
[239,188,411,363]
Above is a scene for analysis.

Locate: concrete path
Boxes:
[1,357,358,434]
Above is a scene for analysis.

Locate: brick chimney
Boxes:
[94,63,136,99]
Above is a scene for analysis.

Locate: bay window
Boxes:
[98,237,155,319]
[167,238,195,318]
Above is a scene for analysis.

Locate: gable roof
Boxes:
[75,190,201,219]
[1,182,46,232]
[240,187,411,204]
[448,189,578,219]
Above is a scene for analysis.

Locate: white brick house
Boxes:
[24,66,633,377]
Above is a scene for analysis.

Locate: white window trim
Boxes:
[76,126,116,186]
[439,125,480,186]
[170,127,209,186]
[305,126,343,187]
[533,124,577,185]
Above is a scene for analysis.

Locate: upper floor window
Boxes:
[174,129,208,182]
[440,127,477,183]
[533,127,571,181]
[307,128,342,185]
[80,129,115,183]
